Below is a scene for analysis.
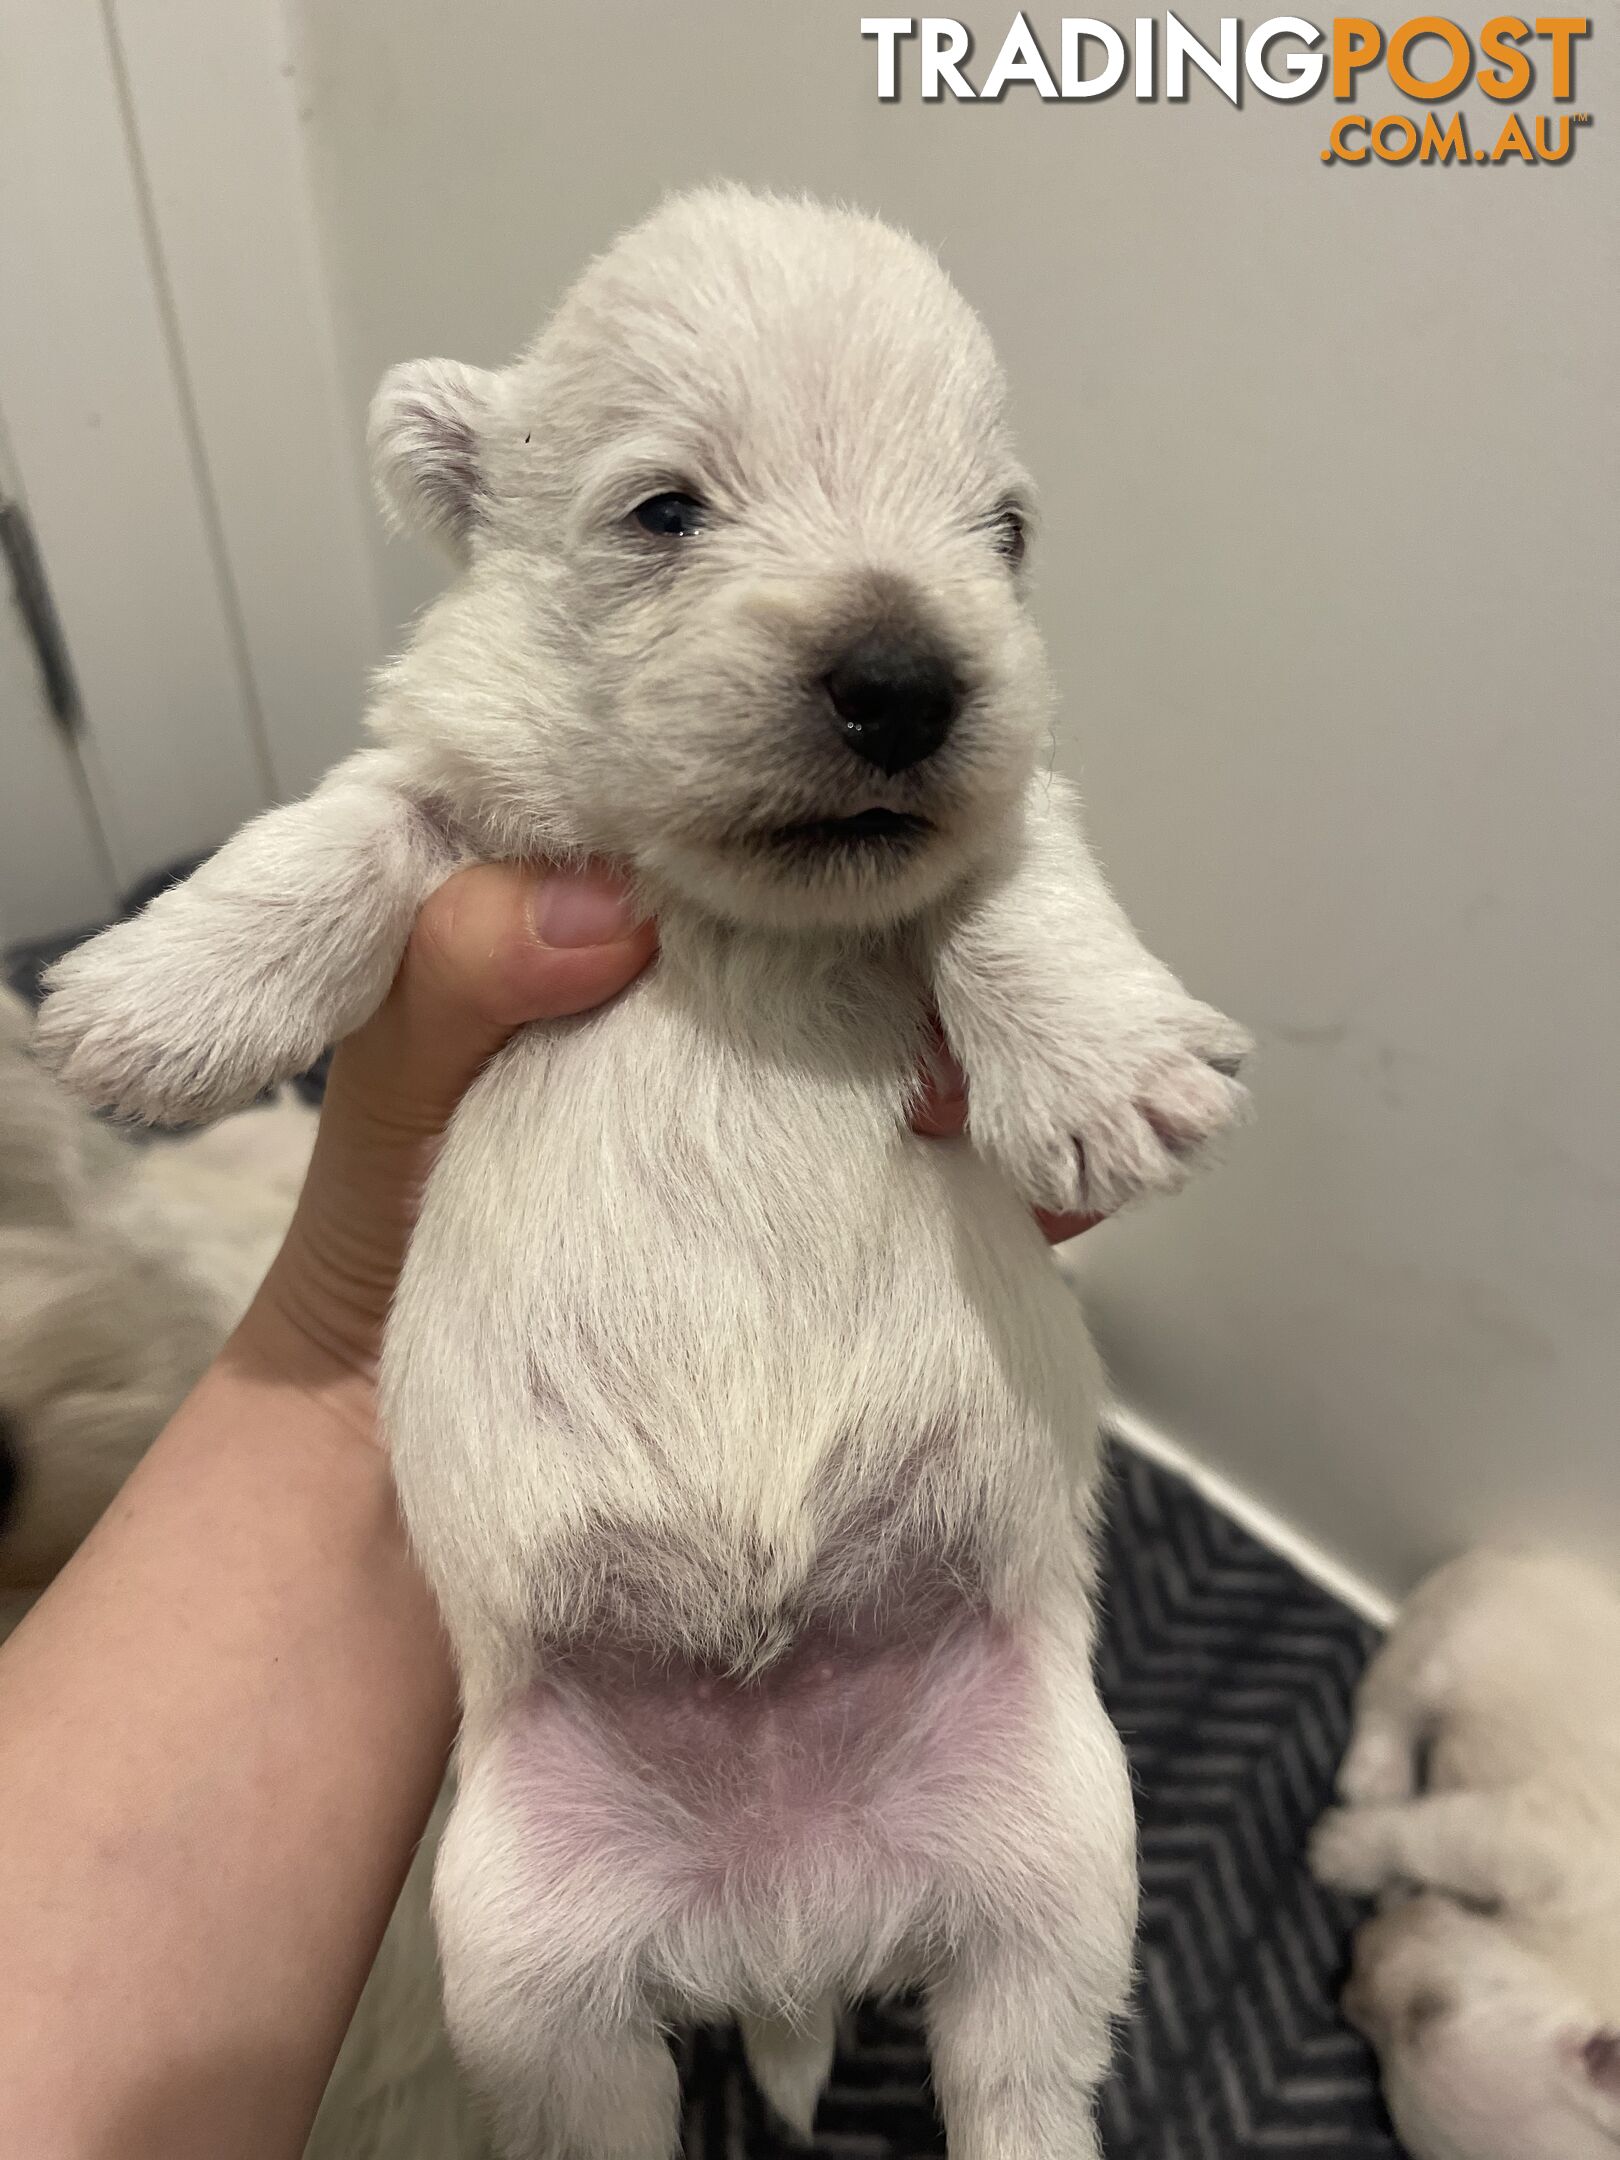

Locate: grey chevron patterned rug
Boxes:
[675,1444,1401,2160]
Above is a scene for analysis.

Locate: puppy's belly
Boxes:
[507,1605,1028,1893]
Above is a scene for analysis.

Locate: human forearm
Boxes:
[0,1348,454,2160]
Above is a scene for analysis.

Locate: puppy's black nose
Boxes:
[823,631,961,775]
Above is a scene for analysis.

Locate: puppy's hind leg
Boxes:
[924,1609,1137,2160]
[475,2022,678,2160]
[433,1728,681,2160]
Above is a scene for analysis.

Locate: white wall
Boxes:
[283,2,1617,1600]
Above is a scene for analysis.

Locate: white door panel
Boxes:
[0,411,115,946]
[109,0,385,799]
[0,0,272,898]
[0,566,116,947]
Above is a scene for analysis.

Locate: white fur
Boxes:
[34,757,458,1128]
[36,187,1252,2157]
[0,990,480,2159]
[0,985,306,1608]
[1312,1547,1620,2159]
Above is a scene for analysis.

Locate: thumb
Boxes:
[337,860,656,1131]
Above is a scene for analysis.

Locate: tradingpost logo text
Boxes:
[859,16,1593,165]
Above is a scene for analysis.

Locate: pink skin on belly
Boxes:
[504,1610,1033,1897]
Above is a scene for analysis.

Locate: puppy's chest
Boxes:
[480,933,931,1256]
[407,934,960,1432]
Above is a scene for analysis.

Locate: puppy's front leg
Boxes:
[37,750,461,1126]
[927,776,1251,1217]
[1310,1791,1562,1909]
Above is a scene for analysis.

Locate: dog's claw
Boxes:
[969,997,1252,1217]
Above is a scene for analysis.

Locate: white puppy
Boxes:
[0,988,479,2160]
[0,985,310,1626]
[38,187,1250,2159]
[1313,1548,1620,2159]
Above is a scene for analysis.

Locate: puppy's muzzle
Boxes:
[823,628,961,776]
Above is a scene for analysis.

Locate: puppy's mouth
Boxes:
[763,807,934,857]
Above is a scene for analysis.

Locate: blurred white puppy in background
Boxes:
[0,986,480,2160]
[0,984,310,1629]
[1312,1547,1620,2159]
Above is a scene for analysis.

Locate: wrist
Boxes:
[225,1281,388,1454]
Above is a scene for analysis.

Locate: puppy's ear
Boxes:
[367,359,501,555]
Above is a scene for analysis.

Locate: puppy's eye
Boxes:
[990,504,1027,569]
[632,492,708,540]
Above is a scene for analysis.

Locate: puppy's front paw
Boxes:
[1309,1807,1396,1899]
[37,909,321,1127]
[1337,1727,1418,1808]
[969,993,1251,1217]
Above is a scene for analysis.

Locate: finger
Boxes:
[908,1040,969,1137]
[1036,1208,1105,1245]
[338,861,656,1131]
